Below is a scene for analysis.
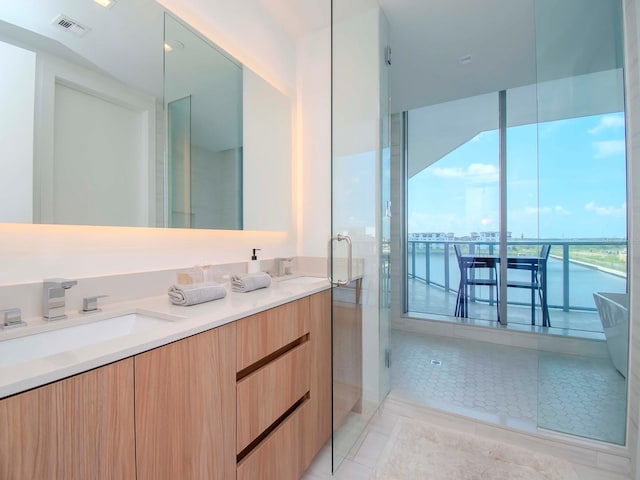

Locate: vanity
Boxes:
[0,280,331,480]
[0,1,334,477]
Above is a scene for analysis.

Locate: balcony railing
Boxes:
[407,240,627,313]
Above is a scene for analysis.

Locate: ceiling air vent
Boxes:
[52,15,90,37]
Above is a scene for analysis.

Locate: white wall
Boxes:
[53,83,148,227]
[191,145,242,229]
[0,0,299,286]
[296,27,331,256]
[243,68,292,232]
[34,51,157,226]
[0,40,35,223]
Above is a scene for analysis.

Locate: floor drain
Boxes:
[431,360,442,366]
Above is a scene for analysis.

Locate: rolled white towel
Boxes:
[231,272,272,292]
[168,282,227,306]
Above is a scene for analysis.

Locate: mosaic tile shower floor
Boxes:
[389,328,626,444]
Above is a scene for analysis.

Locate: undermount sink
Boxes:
[280,276,327,285]
[0,313,170,368]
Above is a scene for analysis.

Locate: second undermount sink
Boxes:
[279,276,327,285]
[0,313,171,368]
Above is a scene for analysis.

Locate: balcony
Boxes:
[406,240,627,334]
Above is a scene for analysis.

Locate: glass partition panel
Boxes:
[505,85,541,327]
[332,0,390,472]
[167,96,191,228]
[406,93,499,321]
[535,0,627,445]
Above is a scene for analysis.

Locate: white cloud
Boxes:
[431,167,465,178]
[524,206,551,215]
[593,140,626,159]
[431,163,498,183]
[584,201,626,216]
[519,205,569,216]
[554,205,571,215]
[588,115,625,135]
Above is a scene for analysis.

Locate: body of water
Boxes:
[408,251,626,310]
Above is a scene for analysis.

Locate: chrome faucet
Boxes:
[43,278,77,321]
[274,257,294,277]
[2,308,26,329]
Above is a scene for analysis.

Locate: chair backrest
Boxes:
[453,244,463,268]
[540,244,551,260]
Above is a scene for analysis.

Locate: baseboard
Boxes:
[392,315,609,357]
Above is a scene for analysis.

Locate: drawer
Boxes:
[237,400,310,480]
[237,297,310,371]
[237,342,310,453]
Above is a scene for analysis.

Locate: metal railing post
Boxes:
[425,242,431,284]
[444,243,450,292]
[411,241,416,279]
[563,244,570,312]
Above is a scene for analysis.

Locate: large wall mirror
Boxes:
[0,0,292,231]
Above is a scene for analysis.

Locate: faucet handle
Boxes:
[44,278,78,289]
[81,295,108,313]
[2,308,27,329]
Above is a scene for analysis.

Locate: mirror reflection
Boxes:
[0,0,291,231]
[165,14,243,230]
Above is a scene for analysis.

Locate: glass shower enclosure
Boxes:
[331,0,391,472]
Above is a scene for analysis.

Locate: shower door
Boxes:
[331,0,390,472]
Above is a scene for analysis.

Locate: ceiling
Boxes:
[0,0,623,116]
[0,0,164,98]
[263,0,622,113]
[380,0,538,112]
[0,0,245,152]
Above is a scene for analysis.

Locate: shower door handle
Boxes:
[328,234,353,286]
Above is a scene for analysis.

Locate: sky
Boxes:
[408,112,627,239]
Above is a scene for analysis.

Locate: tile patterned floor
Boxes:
[538,352,627,444]
[302,396,629,480]
[390,328,626,444]
[302,328,629,479]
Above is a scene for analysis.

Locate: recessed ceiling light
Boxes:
[458,54,472,65]
[94,0,116,9]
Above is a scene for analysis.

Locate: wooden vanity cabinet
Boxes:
[308,289,332,461]
[0,290,331,480]
[0,358,136,480]
[236,291,331,480]
[134,323,236,480]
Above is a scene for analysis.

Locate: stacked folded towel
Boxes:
[168,282,227,306]
[231,272,272,293]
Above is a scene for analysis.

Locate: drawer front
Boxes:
[237,342,310,453]
[237,400,310,480]
[237,297,310,371]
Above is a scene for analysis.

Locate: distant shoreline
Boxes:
[549,254,627,279]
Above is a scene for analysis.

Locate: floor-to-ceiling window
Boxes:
[406,93,499,321]
[402,0,628,445]
[406,3,627,337]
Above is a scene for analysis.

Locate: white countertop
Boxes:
[0,277,330,399]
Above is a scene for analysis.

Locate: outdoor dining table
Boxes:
[457,253,550,327]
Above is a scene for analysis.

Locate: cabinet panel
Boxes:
[135,324,236,480]
[0,359,135,480]
[237,298,310,371]
[307,290,332,462]
[237,341,310,453]
[237,401,310,480]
